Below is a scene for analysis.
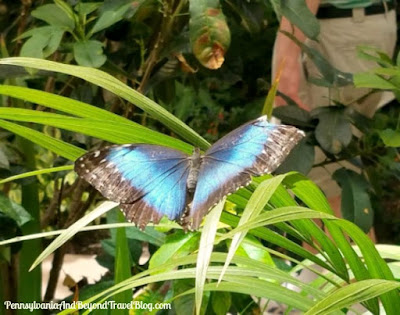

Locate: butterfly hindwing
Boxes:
[183,116,305,229]
[75,144,191,228]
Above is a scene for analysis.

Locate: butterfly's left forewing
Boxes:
[184,116,305,229]
[75,144,191,228]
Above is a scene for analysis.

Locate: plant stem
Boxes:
[17,139,42,315]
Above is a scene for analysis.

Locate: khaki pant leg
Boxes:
[301,10,397,198]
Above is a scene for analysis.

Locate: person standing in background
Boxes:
[272,0,397,239]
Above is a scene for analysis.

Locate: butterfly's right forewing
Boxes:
[184,116,305,229]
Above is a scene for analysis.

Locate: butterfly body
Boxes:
[75,116,305,230]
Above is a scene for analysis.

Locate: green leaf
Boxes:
[276,138,314,175]
[333,169,373,233]
[113,211,132,315]
[31,4,75,30]
[353,72,398,90]
[236,235,274,266]
[173,279,210,315]
[0,58,209,149]
[211,291,231,315]
[195,199,225,315]
[357,45,394,67]
[379,128,400,147]
[315,108,352,154]
[90,2,132,35]
[219,207,334,240]
[0,166,73,185]
[189,0,231,69]
[284,173,350,280]
[281,0,320,40]
[0,85,135,124]
[0,119,85,160]
[30,201,117,271]
[73,40,107,68]
[334,220,400,313]
[262,65,281,118]
[20,26,65,58]
[273,105,312,127]
[305,279,400,315]
[75,2,102,16]
[0,193,32,227]
[0,108,190,153]
[124,227,165,247]
[218,175,286,283]
[149,231,200,272]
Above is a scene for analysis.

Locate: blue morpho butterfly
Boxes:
[75,116,304,230]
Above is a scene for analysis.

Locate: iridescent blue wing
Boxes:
[184,116,305,229]
[75,144,191,229]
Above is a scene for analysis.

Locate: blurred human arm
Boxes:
[273,0,320,110]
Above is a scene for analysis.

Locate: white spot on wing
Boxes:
[93,150,100,158]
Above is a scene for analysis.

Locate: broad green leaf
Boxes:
[211,291,231,315]
[305,279,400,315]
[173,279,210,315]
[281,0,319,40]
[189,0,231,69]
[90,2,132,35]
[333,169,373,233]
[0,193,32,227]
[0,58,209,149]
[20,26,65,58]
[236,235,274,266]
[149,231,200,272]
[379,128,400,147]
[73,40,107,68]
[276,138,314,175]
[354,72,398,90]
[0,119,85,160]
[30,201,118,271]
[124,227,165,247]
[314,108,352,154]
[195,199,225,315]
[273,105,313,127]
[31,4,75,30]
[75,2,102,16]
